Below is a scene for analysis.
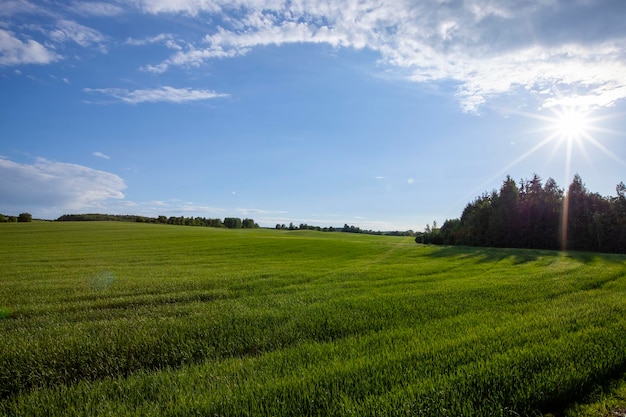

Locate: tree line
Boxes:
[6,210,415,236]
[275,223,337,232]
[274,222,414,236]
[0,213,33,223]
[340,224,414,236]
[56,214,259,229]
[417,174,626,254]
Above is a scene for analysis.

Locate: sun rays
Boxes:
[498,105,625,184]
[531,106,624,185]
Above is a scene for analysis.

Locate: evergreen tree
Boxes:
[564,174,592,250]
[488,176,519,247]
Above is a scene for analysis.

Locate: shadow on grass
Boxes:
[560,250,626,265]
[419,245,546,265]
[545,367,626,417]
[419,244,626,266]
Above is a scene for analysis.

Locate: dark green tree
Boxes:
[564,174,593,250]
[17,213,33,222]
[242,218,256,228]
[488,176,519,247]
[542,177,563,250]
[460,193,493,246]
[224,217,243,229]
[439,219,461,245]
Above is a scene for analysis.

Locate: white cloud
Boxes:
[93,151,110,160]
[121,199,225,215]
[132,0,223,15]
[125,33,182,50]
[49,19,107,48]
[1,6,109,65]
[180,204,224,213]
[0,157,126,216]
[0,29,59,65]
[135,0,626,112]
[70,2,125,17]
[543,85,626,109]
[236,207,288,216]
[141,43,245,73]
[0,0,42,17]
[84,86,229,104]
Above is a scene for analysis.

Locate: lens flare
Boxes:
[88,271,116,291]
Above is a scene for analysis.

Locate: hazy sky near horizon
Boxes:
[1,0,625,230]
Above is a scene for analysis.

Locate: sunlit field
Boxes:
[1,222,625,416]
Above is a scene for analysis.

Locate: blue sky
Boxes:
[1,0,625,230]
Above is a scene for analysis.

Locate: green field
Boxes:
[1,222,625,416]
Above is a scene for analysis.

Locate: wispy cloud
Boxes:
[125,33,181,50]
[93,151,110,160]
[135,0,626,112]
[2,4,109,64]
[75,199,226,218]
[0,29,59,65]
[236,208,288,216]
[69,2,125,17]
[0,156,125,216]
[0,0,43,17]
[141,44,243,74]
[132,0,222,16]
[49,19,107,49]
[178,203,224,214]
[83,86,230,104]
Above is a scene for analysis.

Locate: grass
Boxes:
[0,221,625,416]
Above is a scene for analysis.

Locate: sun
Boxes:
[550,106,592,143]
[540,105,624,174]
